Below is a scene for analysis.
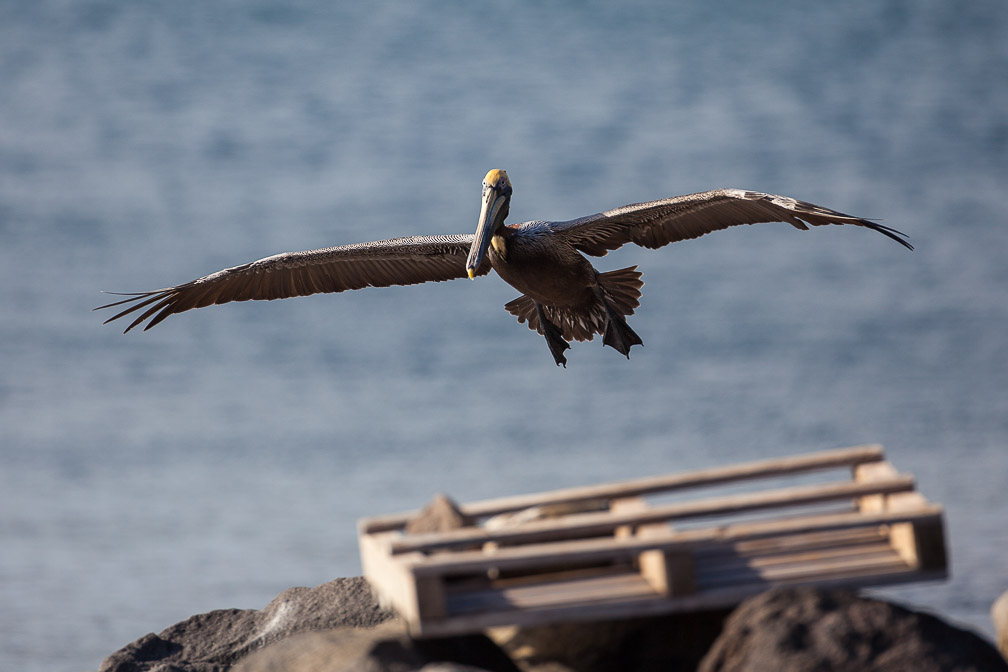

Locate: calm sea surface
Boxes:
[2,2,1007,670]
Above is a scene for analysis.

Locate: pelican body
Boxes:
[98,169,912,366]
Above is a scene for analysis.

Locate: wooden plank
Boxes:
[751,553,911,583]
[695,559,934,595]
[699,547,908,585]
[408,505,943,577]
[389,475,916,555]
[452,563,631,592]
[358,533,426,623]
[360,445,886,533]
[693,527,884,568]
[500,573,656,606]
[695,540,899,576]
[445,572,657,615]
[720,526,884,555]
[443,553,927,622]
[413,564,946,637]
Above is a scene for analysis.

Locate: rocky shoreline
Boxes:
[98,578,1007,672]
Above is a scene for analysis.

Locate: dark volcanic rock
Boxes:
[99,577,396,672]
[698,587,1008,672]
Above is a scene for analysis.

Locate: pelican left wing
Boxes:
[548,189,912,256]
[97,233,488,332]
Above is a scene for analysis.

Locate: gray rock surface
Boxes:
[99,577,395,672]
[698,587,1008,672]
[99,578,1007,672]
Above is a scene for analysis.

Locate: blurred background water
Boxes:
[1,1,1006,670]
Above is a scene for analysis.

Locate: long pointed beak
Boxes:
[466,186,509,279]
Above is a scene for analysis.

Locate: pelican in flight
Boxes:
[98,169,911,366]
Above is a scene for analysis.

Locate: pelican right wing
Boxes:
[548,189,912,256]
[97,233,488,332]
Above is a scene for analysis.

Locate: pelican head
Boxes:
[466,169,513,278]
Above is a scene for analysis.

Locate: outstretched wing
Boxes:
[547,189,913,256]
[96,233,489,332]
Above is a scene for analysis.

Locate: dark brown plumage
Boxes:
[97,235,491,333]
[97,169,912,366]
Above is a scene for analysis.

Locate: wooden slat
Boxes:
[447,573,657,615]
[417,564,946,636]
[361,445,885,533]
[389,475,915,554]
[695,540,899,576]
[720,526,885,555]
[697,546,907,586]
[749,552,911,583]
[408,505,943,577]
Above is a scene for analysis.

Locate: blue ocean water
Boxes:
[1,2,1006,670]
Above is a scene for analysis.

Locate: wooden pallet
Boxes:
[358,445,947,637]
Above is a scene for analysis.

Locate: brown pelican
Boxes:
[97,169,912,366]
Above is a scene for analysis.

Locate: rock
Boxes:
[99,577,396,672]
[490,607,731,672]
[405,493,474,534]
[698,587,1008,672]
[993,589,1008,660]
[100,578,1008,672]
[232,621,520,672]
